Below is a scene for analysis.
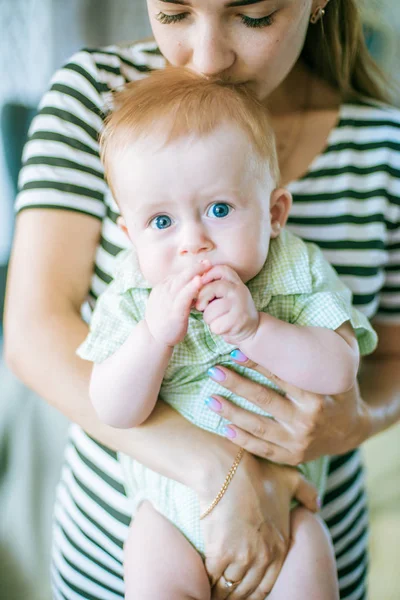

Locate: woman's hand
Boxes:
[199,454,319,600]
[206,355,370,465]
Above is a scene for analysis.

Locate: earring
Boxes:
[310,6,325,24]
[271,222,281,236]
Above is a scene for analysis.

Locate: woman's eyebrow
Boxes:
[158,0,267,7]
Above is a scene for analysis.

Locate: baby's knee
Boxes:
[291,506,335,559]
[292,505,328,533]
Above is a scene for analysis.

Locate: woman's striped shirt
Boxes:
[16,42,400,600]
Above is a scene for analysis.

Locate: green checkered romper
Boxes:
[78,228,377,555]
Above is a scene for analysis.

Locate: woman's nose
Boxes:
[189,21,235,77]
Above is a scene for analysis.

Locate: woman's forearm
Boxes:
[4,307,238,496]
[90,320,173,428]
[358,356,400,440]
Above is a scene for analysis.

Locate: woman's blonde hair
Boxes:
[303,0,389,102]
[101,68,280,192]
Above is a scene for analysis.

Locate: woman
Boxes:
[4,0,400,599]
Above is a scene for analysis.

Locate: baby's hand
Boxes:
[196,265,259,345]
[145,262,209,347]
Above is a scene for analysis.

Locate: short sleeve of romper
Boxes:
[76,250,145,363]
[76,280,137,364]
[289,241,378,355]
[260,231,378,356]
[15,50,108,219]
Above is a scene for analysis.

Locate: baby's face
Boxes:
[112,123,286,285]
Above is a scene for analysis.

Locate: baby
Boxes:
[78,68,377,600]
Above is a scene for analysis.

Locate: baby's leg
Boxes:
[269,506,339,600]
[124,500,211,600]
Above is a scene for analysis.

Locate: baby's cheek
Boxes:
[138,247,172,284]
[222,227,267,277]
[237,252,267,283]
[139,263,158,286]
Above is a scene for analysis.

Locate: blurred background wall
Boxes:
[0,0,151,265]
[0,1,399,599]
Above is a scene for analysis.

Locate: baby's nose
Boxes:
[179,226,214,255]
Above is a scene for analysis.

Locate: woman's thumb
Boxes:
[293,473,321,513]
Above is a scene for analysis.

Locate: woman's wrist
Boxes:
[357,356,400,445]
[199,447,245,519]
[194,439,255,502]
[326,389,373,455]
[354,397,374,446]
[195,445,292,509]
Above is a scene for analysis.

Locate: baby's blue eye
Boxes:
[150,215,173,230]
[207,203,232,219]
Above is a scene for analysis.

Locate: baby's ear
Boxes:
[270,188,292,238]
[117,216,130,239]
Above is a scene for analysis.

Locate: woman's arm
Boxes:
[3,209,234,490]
[357,322,400,438]
[240,316,359,395]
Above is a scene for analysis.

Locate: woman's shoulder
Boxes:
[40,40,165,121]
[325,97,400,166]
[62,39,164,87]
[339,97,400,131]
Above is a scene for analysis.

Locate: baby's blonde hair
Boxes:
[101,67,280,192]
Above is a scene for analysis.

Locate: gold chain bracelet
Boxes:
[200,447,245,520]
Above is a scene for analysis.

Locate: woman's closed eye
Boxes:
[156,12,186,25]
[149,214,174,230]
[155,12,276,29]
[206,202,233,219]
[239,13,275,29]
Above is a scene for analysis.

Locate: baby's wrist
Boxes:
[142,319,175,352]
[237,313,262,352]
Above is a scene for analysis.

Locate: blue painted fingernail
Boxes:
[230,349,248,363]
[207,367,226,382]
[317,496,322,509]
[204,397,222,412]
[222,425,237,439]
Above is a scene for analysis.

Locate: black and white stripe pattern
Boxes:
[16,42,400,600]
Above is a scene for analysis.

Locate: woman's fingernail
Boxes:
[230,349,248,363]
[204,397,222,412]
[222,425,237,439]
[317,496,322,509]
[207,367,226,382]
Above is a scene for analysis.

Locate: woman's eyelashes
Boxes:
[240,13,275,29]
[155,12,186,25]
[155,12,276,29]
